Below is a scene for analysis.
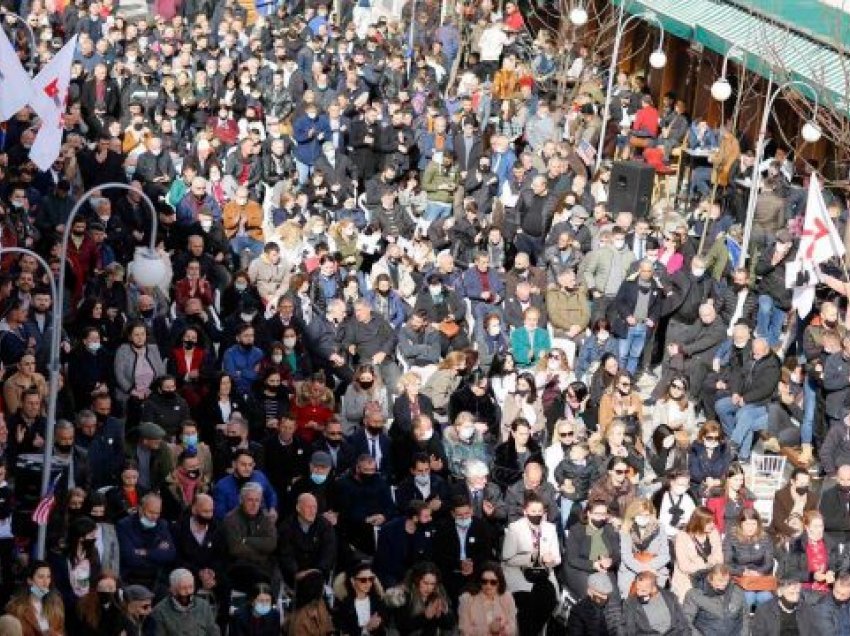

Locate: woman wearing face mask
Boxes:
[705,463,755,535]
[724,508,777,609]
[501,494,560,635]
[220,271,261,318]
[161,449,211,521]
[253,368,295,437]
[670,506,723,601]
[492,419,544,491]
[341,365,389,435]
[139,375,190,441]
[77,572,124,635]
[168,326,212,412]
[229,582,281,636]
[658,232,684,275]
[332,562,388,636]
[617,499,670,597]
[168,421,213,482]
[652,469,698,543]
[47,516,101,629]
[564,499,621,599]
[443,412,488,480]
[6,561,65,636]
[586,353,620,433]
[475,313,510,375]
[199,373,251,443]
[68,327,114,406]
[688,420,733,496]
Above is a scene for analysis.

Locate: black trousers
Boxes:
[514,579,558,636]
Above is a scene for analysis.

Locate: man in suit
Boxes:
[348,409,394,480]
[395,453,452,522]
[450,459,507,539]
[311,417,357,476]
[313,141,356,199]
[453,116,483,175]
[504,279,548,331]
[80,63,120,138]
[434,495,495,604]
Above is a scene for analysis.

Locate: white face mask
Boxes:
[597,331,610,342]
[459,426,475,441]
[200,220,213,231]
[429,285,442,296]
[634,515,650,527]
[487,324,501,336]
[283,337,297,348]
[418,429,434,441]
[548,359,560,371]
[704,440,719,450]
[271,354,284,364]
[613,239,625,250]
[662,435,675,449]
[692,268,706,278]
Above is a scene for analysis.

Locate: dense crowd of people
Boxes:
[0,0,848,633]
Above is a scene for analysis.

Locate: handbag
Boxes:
[522,566,550,584]
[437,319,461,339]
[734,574,778,592]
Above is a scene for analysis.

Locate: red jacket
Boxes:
[632,106,660,137]
[175,277,215,310]
[705,492,754,534]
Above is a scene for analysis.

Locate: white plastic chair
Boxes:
[748,452,786,525]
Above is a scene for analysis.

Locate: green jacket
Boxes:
[422,162,459,204]
[151,595,220,636]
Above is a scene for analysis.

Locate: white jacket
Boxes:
[501,518,561,593]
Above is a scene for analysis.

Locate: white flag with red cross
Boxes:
[790,174,845,317]
[0,27,33,121]
[29,35,77,171]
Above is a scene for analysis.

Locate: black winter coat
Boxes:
[566,596,624,636]
[608,278,663,339]
[623,590,691,635]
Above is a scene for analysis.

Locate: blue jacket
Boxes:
[87,417,126,490]
[575,335,618,380]
[688,442,733,487]
[212,469,278,520]
[416,131,456,170]
[348,430,394,479]
[461,267,506,304]
[335,473,396,525]
[364,289,408,330]
[222,344,265,394]
[490,149,516,187]
[116,514,177,584]
[293,114,333,166]
[373,516,434,588]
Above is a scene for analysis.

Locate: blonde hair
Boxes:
[438,350,468,371]
[397,371,422,394]
[622,498,656,533]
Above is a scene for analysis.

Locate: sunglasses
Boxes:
[355,576,375,583]
[613,469,628,475]
[549,355,560,361]
[559,431,574,438]
[481,578,499,586]
[704,436,720,441]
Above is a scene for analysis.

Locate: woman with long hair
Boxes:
[458,562,518,636]
[5,560,65,636]
[341,364,389,435]
[588,457,638,527]
[488,352,518,405]
[198,373,251,444]
[47,516,101,623]
[563,498,620,599]
[492,418,544,491]
[391,562,455,634]
[649,374,697,444]
[670,506,723,601]
[617,498,670,597]
[598,371,645,442]
[688,420,733,495]
[422,351,467,415]
[777,510,842,592]
[500,373,546,444]
[705,463,755,535]
[586,353,620,433]
[724,507,776,609]
[332,562,388,636]
[2,351,47,415]
[76,571,124,635]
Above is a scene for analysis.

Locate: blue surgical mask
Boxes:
[30,585,49,599]
[310,472,328,485]
[414,474,430,488]
[139,515,156,529]
[456,517,472,529]
[254,601,272,616]
[182,433,199,448]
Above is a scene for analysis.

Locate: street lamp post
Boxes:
[594,7,667,172]
[1,11,38,74]
[26,182,168,558]
[731,81,821,266]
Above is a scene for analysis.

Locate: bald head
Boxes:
[752,337,770,359]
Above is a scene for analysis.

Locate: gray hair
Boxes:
[240,482,263,502]
[464,459,489,479]
[169,568,194,590]
[75,409,96,425]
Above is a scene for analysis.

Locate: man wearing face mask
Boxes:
[609,259,663,376]
[394,453,451,521]
[752,579,804,635]
[820,464,850,544]
[682,564,747,634]
[52,420,91,492]
[768,469,817,539]
[623,571,689,635]
[349,410,394,479]
[583,227,636,320]
[433,496,494,604]
[566,571,624,636]
[135,136,177,201]
[150,568,219,635]
[701,322,753,420]
[664,252,718,337]
[116,493,177,590]
[172,494,223,602]
[222,324,264,395]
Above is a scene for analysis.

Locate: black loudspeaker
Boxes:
[608,161,655,218]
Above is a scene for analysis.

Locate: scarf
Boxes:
[175,470,200,503]
[587,522,608,562]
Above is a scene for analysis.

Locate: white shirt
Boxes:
[354,597,371,627]
[479,27,508,62]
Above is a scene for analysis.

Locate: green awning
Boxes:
[610,0,850,113]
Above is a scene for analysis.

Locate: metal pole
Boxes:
[738,78,818,267]
[36,182,160,559]
[0,248,59,560]
[594,0,626,173]
[407,0,417,78]
[1,11,38,74]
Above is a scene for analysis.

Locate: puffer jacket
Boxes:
[683,584,749,636]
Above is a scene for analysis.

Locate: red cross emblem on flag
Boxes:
[800,218,830,260]
[43,78,63,108]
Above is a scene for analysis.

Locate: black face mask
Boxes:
[366,426,384,436]
[194,514,213,526]
[56,443,74,454]
[225,434,242,447]
[140,308,154,319]
[359,380,374,390]
[326,436,341,447]
[795,486,809,496]
[589,518,607,529]
[160,390,176,400]
[526,514,543,526]
[186,469,201,480]
[360,473,377,484]
[732,283,746,293]
[98,591,115,607]
[175,594,192,607]
[183,341,196,350]
[82,538,96,550]
[638,595,652,605]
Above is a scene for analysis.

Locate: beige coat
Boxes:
[670,529,724,601]
[458,591,518,636]
[2,372,47,415]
